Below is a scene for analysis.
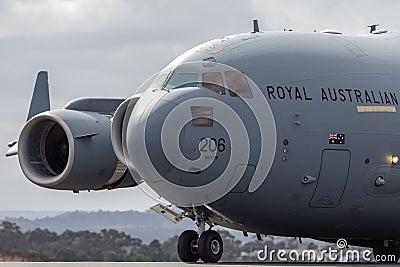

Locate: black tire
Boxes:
[177,230,199,262]
[198,230,223,263]
[373,246,400,263]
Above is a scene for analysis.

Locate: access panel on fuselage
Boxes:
[310,149,351,208]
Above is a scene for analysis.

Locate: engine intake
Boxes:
[18,109,127,190]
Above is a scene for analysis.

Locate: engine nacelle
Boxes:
[111,95,141,165]
[18,109,125,191]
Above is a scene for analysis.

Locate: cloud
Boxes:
[0,0,258,211]
[251,0,400,34]
[2,0,400,211]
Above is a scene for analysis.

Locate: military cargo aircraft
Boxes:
[7,21,400,263]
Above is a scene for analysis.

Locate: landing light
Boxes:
[392,155,399,164]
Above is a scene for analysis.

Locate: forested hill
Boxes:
[0,220,325,262]
[0,221,180,261]
[1,210,194,243]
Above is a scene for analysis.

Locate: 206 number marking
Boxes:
[200,138,226,152]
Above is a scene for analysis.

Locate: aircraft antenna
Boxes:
[252,19,260,33]
[367,24,380,33]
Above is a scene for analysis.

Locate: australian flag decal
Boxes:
[329,133,345,144]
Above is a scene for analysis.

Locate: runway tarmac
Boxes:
[0,263,397,267]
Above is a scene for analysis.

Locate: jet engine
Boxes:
[18,109,131,191]
[111,95,141,165]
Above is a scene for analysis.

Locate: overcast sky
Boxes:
[2,0,400,212]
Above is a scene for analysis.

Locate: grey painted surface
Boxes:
[124,31,400,241]
[0,263,390,267]
[14,30,400,251]
[27,71,50,121]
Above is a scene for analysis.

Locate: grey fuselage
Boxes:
[132,30,400,243]
[213,31,400,241]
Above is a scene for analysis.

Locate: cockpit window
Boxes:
[150,73,168,89]
[225,71,253,98]
[164,72,199,89]
[202,72,225,95]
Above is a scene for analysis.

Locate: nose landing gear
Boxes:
[177,230,199,262]
[177,229,223,263]
[198,230,223,263]
[177,210,223,263]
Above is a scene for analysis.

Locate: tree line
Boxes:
[0,221,178,261]
[0,220,325,262]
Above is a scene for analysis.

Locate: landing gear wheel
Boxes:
[177,230,199,262]
[198,230,223,263]
[373,246,400,263]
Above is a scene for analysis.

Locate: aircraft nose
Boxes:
[125,65,277,207]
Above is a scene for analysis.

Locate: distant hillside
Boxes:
[0,220,326,262]
[0,210,313,246]
[0,211,65,220]
[2,210,195,243]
